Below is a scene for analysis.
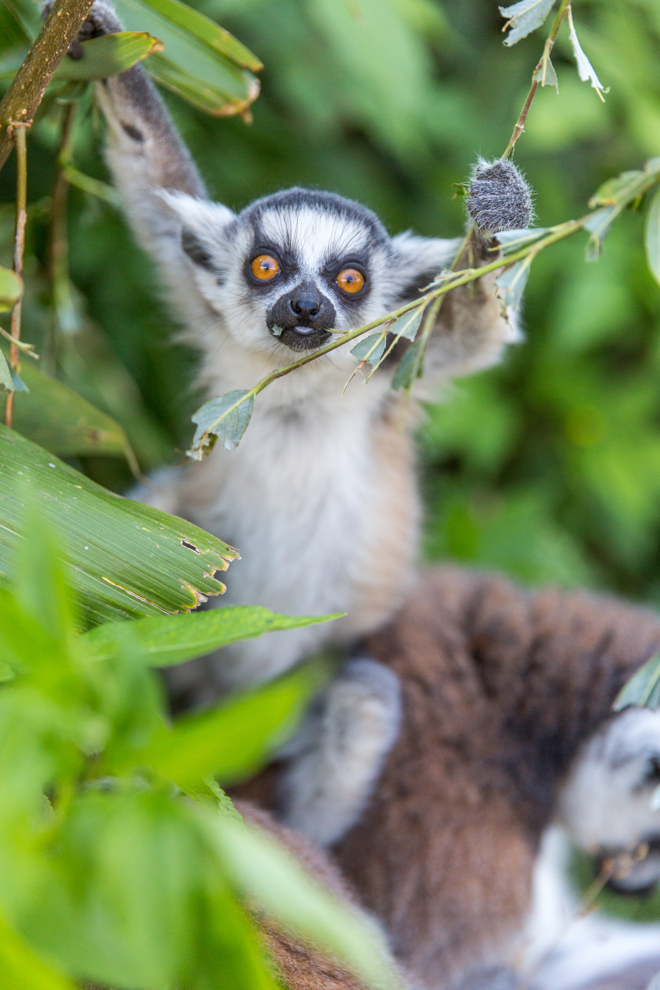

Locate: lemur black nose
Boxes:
[289,292,321,319]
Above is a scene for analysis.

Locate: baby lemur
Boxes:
[70,1,531,706]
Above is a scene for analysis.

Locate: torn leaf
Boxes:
[389,306,424,342]
[499,0,556,47]
[392,342,422,391]
[495,257,531,310]
[189,389,254,459]
[645,186,660,287]
[534,52,558,90]
[351,332,387,369]
[583,205,617,260]
[567,9,609,101]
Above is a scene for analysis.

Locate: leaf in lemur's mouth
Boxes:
[270,325,284,337]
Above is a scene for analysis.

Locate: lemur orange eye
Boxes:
[251,254,280,281]
[336,268,365,294]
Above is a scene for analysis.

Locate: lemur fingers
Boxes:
[278,657,402,848]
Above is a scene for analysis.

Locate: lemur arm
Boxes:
[63,1,215,319]
[388,159,531,394]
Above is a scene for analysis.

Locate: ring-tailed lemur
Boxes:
[63,1,531,705]
[247,568,660,990]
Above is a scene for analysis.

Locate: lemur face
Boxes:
[167,187,451,361]
[558,708,660,895]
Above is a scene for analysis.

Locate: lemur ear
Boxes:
[389,231,457,303]
[159,191,235,272]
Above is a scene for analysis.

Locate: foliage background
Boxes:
[1,0,660,924]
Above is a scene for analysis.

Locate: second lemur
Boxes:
[72,1,532,702]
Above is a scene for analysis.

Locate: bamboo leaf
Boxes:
[645,186,660,286]
[188,390,254,458]
[114,0,261,117]
[0,265,22,312]
[82,606,342,668]
[499,0,556,47]
[54,32,163,81]
[614,655,660,712]
[9,358,134,459]
[0,426,237,628]
[133,0,262,71]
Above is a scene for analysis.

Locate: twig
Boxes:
[4,124,28,428]
[0,0,93,173]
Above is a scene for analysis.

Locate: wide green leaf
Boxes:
[54,32,164,81]
[0,913,74,990]
[614,654,660,711]
[83,605,341,667]
[10,359,135,459]
[136,0,262,71]
[0,266,22,312]
[114,0,260,117]
[0,426,237,628]
[134,667,318,787]
[215,815,402,990]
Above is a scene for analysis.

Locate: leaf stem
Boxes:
[4,124,28,428]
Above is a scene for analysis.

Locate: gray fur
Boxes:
[278,657,402,847]
[467,159,533,233]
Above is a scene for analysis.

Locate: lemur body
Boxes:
[76,1,529,702]
[238,568,660,990]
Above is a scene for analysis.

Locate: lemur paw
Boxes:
[466,159,533,234]
[43,0,123,60]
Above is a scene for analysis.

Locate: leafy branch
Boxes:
[189,0,626,460]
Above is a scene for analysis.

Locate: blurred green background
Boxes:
[2,0,660,605]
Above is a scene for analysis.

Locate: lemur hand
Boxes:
[466,159,533,235]
[43,0,123,60]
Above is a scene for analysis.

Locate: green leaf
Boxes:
[0,349,13,392]
[0,266,22,312]
[613,654,660,711]
[215,815,402,990]
[389,306,424,342]
[645,186,660,286]
[0,426,237,628]
[583,206,618,260]
[9,359,135,459]
[134,667,318,787]
[391,342,422,390]
[499,0,556,47]
[188,390,254,458]
[0,913,74,990]
[135,0,262,71]
[83,605,341,667]
[495,257,532,309]
[351,332,387,368]
[114,0,261,117]
[54,32,164,81]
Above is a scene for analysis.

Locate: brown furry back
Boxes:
[332,567,660,990]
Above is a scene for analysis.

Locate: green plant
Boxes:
[0,503,398,989]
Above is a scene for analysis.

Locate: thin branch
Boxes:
[502,0,572,159]
[4,125,28,429]
[0,0,93,173]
